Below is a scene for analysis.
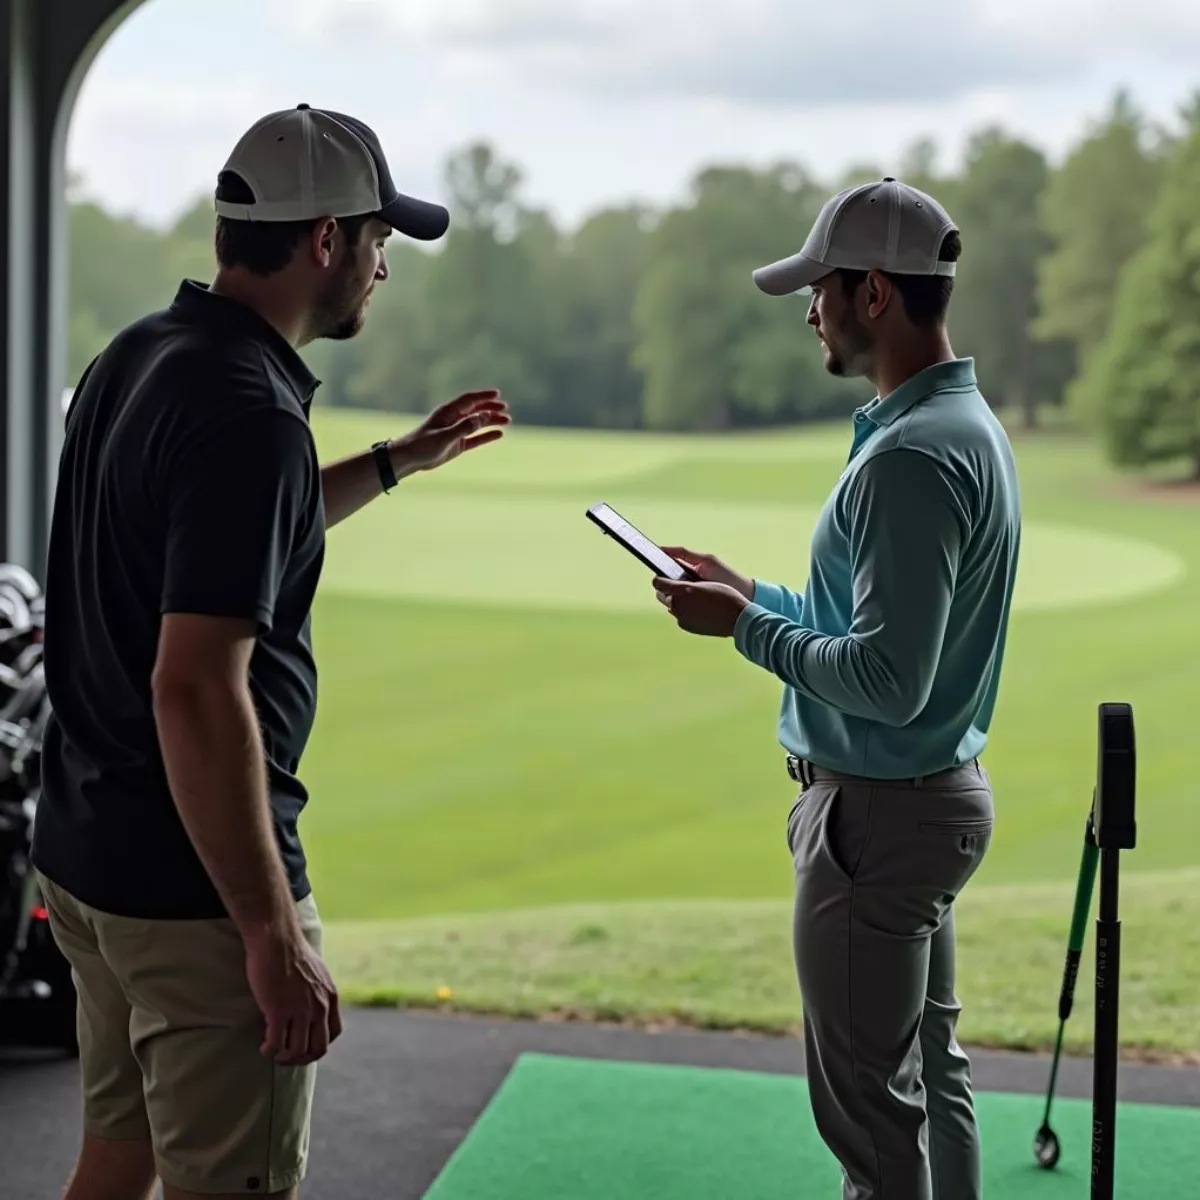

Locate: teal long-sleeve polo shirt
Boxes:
[732,358,1022,779]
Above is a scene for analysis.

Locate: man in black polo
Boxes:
[32,105,509,1200]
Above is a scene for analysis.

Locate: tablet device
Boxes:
[585,502,693,580]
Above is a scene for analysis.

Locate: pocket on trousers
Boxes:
[296,893,322,953]
[918,816,994,890]
[918,818,994,836]
[785,794,805,854]
[820,785,869,882]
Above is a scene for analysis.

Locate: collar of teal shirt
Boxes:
[856,356,977,428]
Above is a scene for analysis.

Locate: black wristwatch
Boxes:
[371,440,398,494]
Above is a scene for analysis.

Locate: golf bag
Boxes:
[0,565,77,1055]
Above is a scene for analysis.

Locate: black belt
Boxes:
[785,754,981,790]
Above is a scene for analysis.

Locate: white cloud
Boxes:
[67,74,274,222]
[70,75,270,138]
[271,0,619,46]
[266,0,1200,105]
[65,0,1200,236]
[977,0,1200,59]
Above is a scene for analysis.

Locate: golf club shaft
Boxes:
[1091,847,1120,1200]
[1042,1020,1067,1126]
[1044,822,1099,1127]
[1067,832,1100,989]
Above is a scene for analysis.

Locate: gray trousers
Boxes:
[786,759,994,1200]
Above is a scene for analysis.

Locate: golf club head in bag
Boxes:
[0,564,41,605]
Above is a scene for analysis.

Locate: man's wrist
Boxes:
[240,921,303,952]
[732,600,767,654]
[237,901,303,945]
[385,435,423,484]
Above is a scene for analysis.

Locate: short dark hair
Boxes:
[213,170,373,276]
[837,230,962,327]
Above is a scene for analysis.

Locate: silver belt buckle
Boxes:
[786,756,812,787]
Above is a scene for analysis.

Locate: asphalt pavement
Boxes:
[3,1009,1198,1199]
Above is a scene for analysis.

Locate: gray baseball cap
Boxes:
[753,177,957,296]
[214,104,450,241]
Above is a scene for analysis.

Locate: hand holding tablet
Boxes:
[584,502,696,580]
[585,502,757,595]
[585,502,754,638]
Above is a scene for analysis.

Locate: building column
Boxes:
[0,0,144,576]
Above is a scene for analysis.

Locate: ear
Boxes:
[308,217,339,269]
[864,269,893,320]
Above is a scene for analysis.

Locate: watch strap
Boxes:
[371,440,398,494]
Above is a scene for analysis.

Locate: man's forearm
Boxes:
[153,677,297,937]
[320,441,419,528]
[733,609,927,726]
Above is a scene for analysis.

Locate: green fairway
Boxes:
[304,408,1200,910]
[421,1054,1200,1199]
[302,407,1200,1050]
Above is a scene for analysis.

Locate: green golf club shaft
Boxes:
[1042,818,1100,1125]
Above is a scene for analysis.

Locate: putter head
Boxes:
[1034,1123,1061,1170]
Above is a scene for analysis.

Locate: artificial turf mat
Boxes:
[422,1053,1200,1198]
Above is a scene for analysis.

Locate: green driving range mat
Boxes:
[423,1053,1200,1198]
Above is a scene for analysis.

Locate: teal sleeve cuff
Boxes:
[733,601,769,657]
[733,602,819,693]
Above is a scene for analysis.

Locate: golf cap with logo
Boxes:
[752,177,957,296]
[214,104,450,240]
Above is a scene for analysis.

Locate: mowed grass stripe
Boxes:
[303,583,1200,919]
[320,488,1183,613]
[321,867,1200,1061]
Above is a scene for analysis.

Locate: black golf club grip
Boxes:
[1058,949,1083,1022]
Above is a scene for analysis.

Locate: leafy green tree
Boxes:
[1035,90,1167,372]
[421,142,556,420]
[332,241,434,412]
[552,205,653,427]
[634,163,862,431]
[835,163,885,189]
[165,196,219,284]
[948,128,1063,426]
[67,201,177,381]
[893,137,959,213]
[67,307,110,384]
[1077,109,1200,476]
[169,195,216,245]
[898,137,940,185]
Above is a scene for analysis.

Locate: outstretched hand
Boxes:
[393,390,511,474]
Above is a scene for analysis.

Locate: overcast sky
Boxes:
[67,0,1200,232]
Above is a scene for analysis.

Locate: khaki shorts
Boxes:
[37,872,322,1195]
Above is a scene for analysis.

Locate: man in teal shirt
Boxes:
[655,178,1021,1200]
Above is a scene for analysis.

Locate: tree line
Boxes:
[67,88,1200,474]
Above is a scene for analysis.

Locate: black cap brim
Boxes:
[319,109,451,241]
[379,192,450,241]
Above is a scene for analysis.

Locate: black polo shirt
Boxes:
[32,280,326,919]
